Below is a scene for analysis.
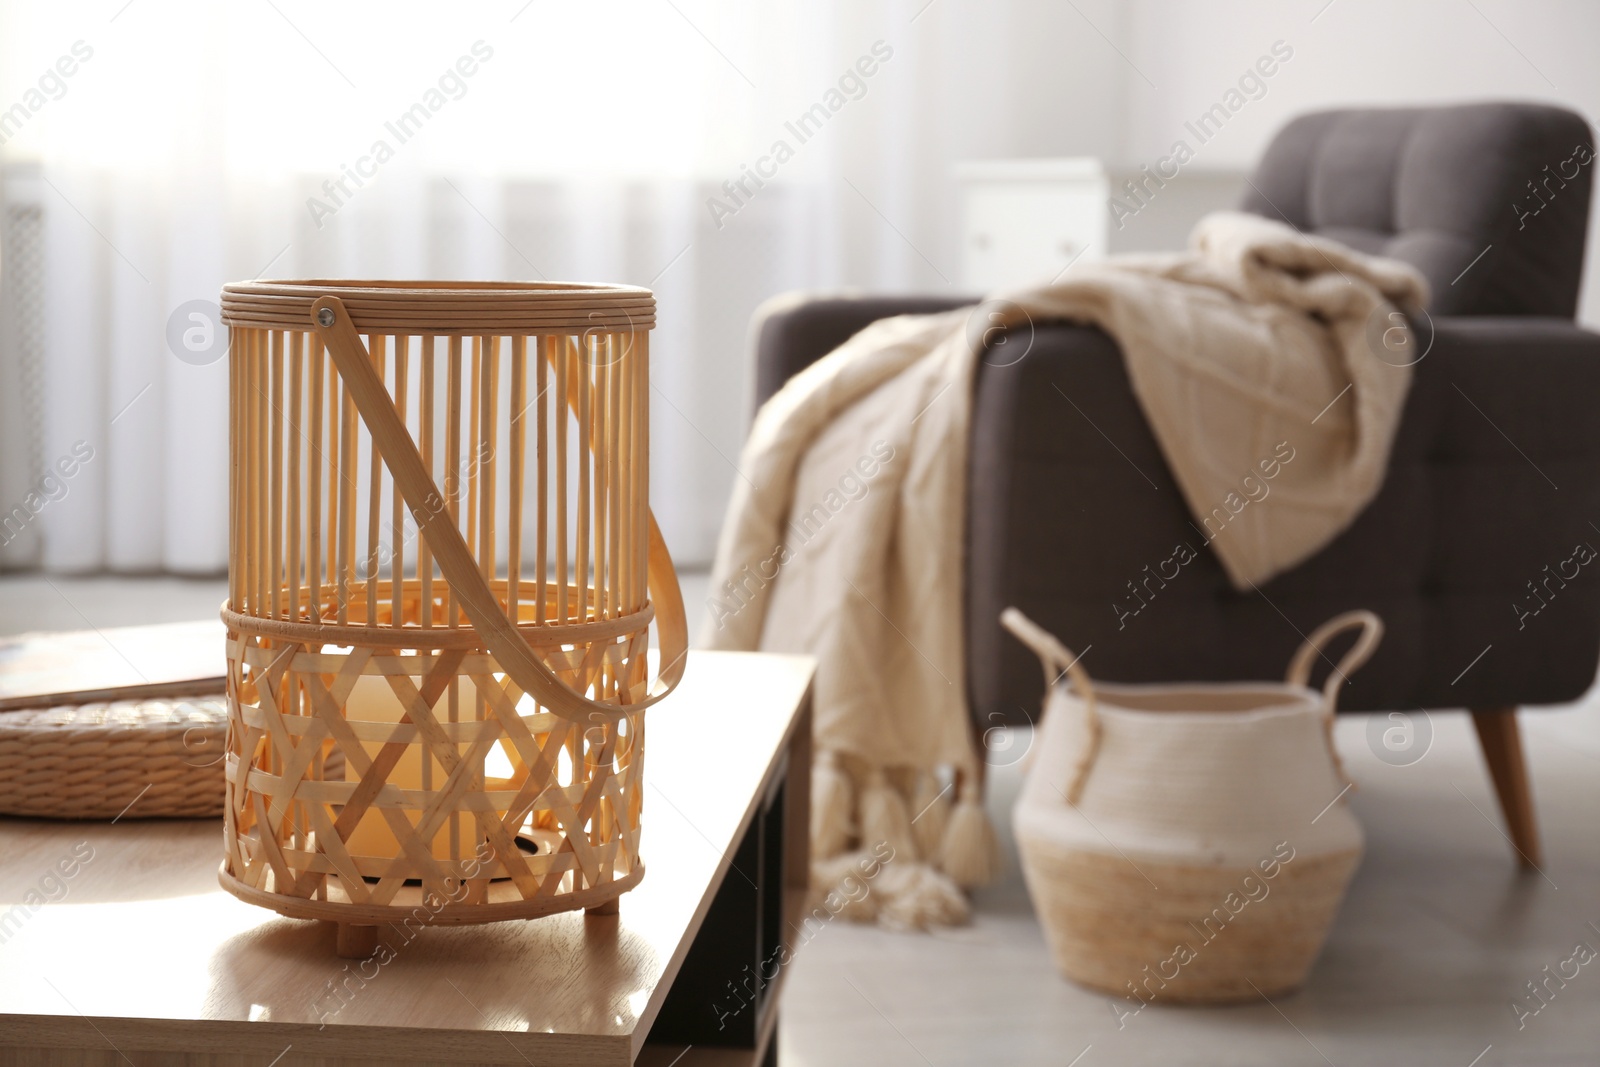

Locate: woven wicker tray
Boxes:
[0,697,229,819]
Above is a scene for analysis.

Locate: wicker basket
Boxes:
[0,697,229,819]
[1000,608,1380,1003]
[216,281,686,950]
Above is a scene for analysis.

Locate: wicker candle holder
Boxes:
[217,281,686,956]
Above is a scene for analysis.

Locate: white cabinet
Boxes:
[954,158,1108,292]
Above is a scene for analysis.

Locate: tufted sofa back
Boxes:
[1239,102,1594,317]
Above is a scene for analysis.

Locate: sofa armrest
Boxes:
[749,291,976,414]
[1425,316,1600,464]
[1429,316,1600,353]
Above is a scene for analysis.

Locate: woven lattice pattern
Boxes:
[222,602,648,920]
[0,697,228,819]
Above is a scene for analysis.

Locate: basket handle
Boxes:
[1285,610,1382,792]
[311,295,687,726]
[1000,608,1099,804]
[1284,610,1383,712]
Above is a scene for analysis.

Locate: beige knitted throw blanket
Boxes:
[703,211,1428,929]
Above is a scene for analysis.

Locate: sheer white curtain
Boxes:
[0,0,1120,574]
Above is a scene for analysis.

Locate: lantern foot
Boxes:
[332,922,380,958]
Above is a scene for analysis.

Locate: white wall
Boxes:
[1119,0,1600,323]
[827,0,1134,293]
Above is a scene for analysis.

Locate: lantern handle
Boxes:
[310,295,687,726]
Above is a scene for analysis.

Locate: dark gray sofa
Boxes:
[750,103,1600,868]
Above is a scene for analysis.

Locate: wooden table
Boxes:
[0,650,813,1067]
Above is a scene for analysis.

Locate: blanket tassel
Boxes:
[909,771,952,860]
[874,860,970,931]
[809,851,883,923]
[810,750,856,860]
[810,850,970,931]
[938,776,1002,889]
[860,767,918,861]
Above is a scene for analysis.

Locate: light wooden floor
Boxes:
[2,574,1597,1064]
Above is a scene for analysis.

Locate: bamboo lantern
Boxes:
[216,281,686,957]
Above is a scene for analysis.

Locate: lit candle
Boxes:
[339,671,506,863]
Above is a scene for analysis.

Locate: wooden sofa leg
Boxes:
[1469,707,1542,870]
